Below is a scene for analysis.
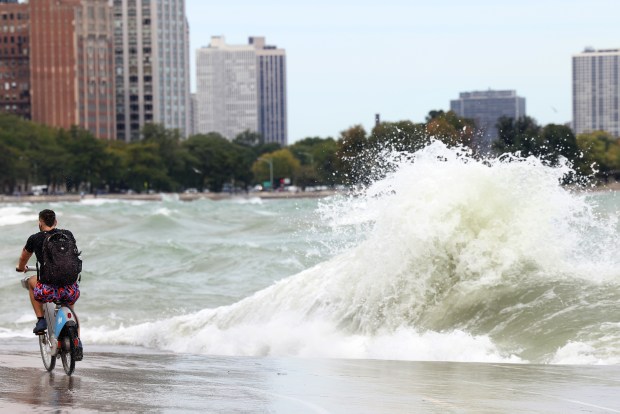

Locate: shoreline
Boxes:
[1,343,619,413]
[1,180,619,204]
[0,190,339,204]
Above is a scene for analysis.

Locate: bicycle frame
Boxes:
[42,301,78,356]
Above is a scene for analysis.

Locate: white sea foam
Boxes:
[0,206,35,227]
[550,341,620,365]
[231,196,263,205]
[85,314,521,363]
[154,207,174,217]
[79,198,121,206]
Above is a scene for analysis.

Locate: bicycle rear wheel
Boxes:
[60,328,77,376]
[39,332,56,372]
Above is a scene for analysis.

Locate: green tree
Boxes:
[125,141,173,192]
[29,128,68,192]
[289,137,340,187]
[232,130,264,148]
[425,110,476,148]
[251,148,301,189]
[184,132,238,191]
[539,124,579,165]
[102,141,130,193]
[492,116,542,156]
[288,137,338,188]
[369,120,428,153]
[336,125,369,185]
[58,126,108,193]
[576,131,620,180]
[0,140,20,193]
[142,123,186,191]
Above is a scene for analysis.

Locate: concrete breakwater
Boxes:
[0,190,338,204]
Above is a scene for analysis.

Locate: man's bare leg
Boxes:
[27,275,43,318]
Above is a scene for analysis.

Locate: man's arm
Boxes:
[16,248,33,272]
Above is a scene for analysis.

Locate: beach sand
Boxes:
[1,340,619,413]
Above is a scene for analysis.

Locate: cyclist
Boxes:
[15,209,81,347]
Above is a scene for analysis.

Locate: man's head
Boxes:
[38,209,56,229]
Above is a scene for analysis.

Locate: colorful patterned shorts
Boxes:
[34,282,80,305]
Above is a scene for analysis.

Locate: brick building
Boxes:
[0,1,30,119]
[0,0,116,139]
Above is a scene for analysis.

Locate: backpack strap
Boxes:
[39,230,55,283]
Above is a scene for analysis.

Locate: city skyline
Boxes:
[186,0,620,143]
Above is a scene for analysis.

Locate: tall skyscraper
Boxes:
[75,0,115,139]
[113,0,190,141]
[196,36,258,141]
[253,36,287,145]
[450,89,526,151]
[0,1,30,119]
[572,48,620,137]
[25,0,116,139]
[196,36,287,145]
[29,0,81,130]
[156,0,190,138]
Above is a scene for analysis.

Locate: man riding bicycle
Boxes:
[16,209,82,355]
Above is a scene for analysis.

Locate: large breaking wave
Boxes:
[83,142,620,364]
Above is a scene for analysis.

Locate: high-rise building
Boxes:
[196,36,287,145]
[157,0,190,138]
[75,0,115,139]
[450,89,526,151]
[572,48,620,137]
[27,0,116,139]
[113,0,190,141]
[196,36,258,141]
[0,1,30,119]
[253,36,287,145]
[29,0,81,130]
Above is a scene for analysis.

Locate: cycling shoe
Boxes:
[73,338,83,361]
[33,318,47,335]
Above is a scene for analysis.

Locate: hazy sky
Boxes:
[185,0,620,143]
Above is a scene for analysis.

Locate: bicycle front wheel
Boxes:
[38,332,56,372]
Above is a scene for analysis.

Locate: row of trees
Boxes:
[0,115,340,194]
[492,115,620,180]
[0,111,619,194]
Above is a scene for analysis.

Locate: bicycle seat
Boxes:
[51,300,74,307]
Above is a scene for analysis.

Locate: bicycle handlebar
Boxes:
[16,265,36,273]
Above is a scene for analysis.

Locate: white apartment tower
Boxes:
[113,0,190,141]
[573,48,620,137]
[196,36,287,145]
[450,89,526,152]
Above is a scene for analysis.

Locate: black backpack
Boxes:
[39,230,82,286]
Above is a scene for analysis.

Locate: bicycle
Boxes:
[18,266,82,376]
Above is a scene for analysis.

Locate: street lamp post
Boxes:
[258,157,274,191]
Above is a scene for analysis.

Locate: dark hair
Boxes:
[39,209,56,227]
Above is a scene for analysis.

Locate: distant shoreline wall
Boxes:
[0,190,339,204]
[2,182,619,204]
